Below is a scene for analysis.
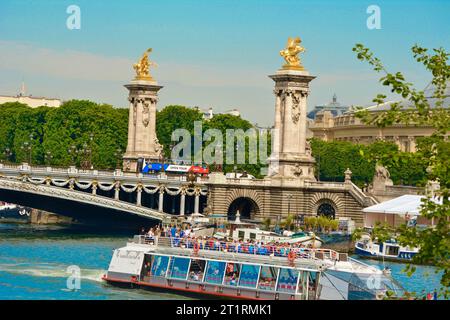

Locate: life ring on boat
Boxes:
[193,241,200,255]
[288,251,296,264]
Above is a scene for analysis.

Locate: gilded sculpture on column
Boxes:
[280,37,305,70]
[133,48,156,80]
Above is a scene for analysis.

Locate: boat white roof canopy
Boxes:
[363,195,442,216]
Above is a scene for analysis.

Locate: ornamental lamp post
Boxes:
[88,133,94,169]
[68,145,78,166]
[20,133,34,164]
[114,148,122,169]
[44,151,53,166]
[80,142,92,170]
[169,142,176,164]
[3,148,12,164]
[21,141,32,164]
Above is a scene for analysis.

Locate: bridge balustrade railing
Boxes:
[133,235,344,262]
[304,181,346,189]
[348,182,378,206]
[0,164,208,185]
[225,178,267,186]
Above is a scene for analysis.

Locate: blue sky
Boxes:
[0,0,449,125]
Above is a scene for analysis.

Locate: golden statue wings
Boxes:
[133,48,156,80]
[280,37,305,70]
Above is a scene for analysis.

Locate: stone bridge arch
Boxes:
[225,188,263,220]
[309,192,346,219]
[0,178,168,227]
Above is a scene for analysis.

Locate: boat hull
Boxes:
[102,275,298,300]
[355,246,418,263]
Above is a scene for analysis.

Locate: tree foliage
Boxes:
[353,43,450,297]
[156,105,203,158]
[310,138,427,187]
[0,100,128,169]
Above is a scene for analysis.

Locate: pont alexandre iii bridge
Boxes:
[0,162,377,227]
[0,44,382,228]
[0,163,207,226]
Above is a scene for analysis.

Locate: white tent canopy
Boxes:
[363,195,442,216]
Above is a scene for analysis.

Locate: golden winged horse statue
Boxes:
[133,48,156,80]
[279,37,306,70]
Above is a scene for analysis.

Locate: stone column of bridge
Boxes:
[123,50,163,173]
[194,189,200,214]
[268,65,316,183]
[158,188,164,212]
[180,189,186,216]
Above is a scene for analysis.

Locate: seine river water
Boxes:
[0,223,443,300]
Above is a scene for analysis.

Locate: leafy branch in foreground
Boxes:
[352,43,450,298]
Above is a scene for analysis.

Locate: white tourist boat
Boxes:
[103,235,404,300]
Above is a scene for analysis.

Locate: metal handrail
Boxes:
[134,235,344,262]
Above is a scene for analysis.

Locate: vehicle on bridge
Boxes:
[141,163,209,176]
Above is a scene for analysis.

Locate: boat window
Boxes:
[141,254,153,277]
[277,268,299,293]
[239,264,260,288]
[150,255,170,277]
[188,259,206,282]
[307,271,318,299]
[258,266,278,291]
[224,262,241,286]
[238,231,245,239]
[204,260,226,284]
[386,245,399,256]
[250,233,256,240]
[168,257,190,280]
[297,270,309,296]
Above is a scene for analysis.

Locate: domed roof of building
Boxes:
[307,94,349,119]
[363,81,450,112]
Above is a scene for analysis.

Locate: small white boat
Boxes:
[226,228,323,248]
[278,231,323,248]
[355,235,419,261]
[0,202,29,220]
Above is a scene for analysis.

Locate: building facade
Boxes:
[0,84,61,108]
[309,83,450,152]
[198,107,241,120]
[0,94,61,108]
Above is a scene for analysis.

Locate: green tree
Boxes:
[353,43,450,297]
[0,102,32,162]
[156,105,203,159]
[311,138,427,187]
[42,100,128,169]
[204,114,266,178]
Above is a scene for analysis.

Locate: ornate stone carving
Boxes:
[154,137,163,155]
[305,139,312,156]
[132,102,137,125]
[142,101,150,127]
[375,164,390,180]
[292,163,303,177]
[291,93,301,124]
